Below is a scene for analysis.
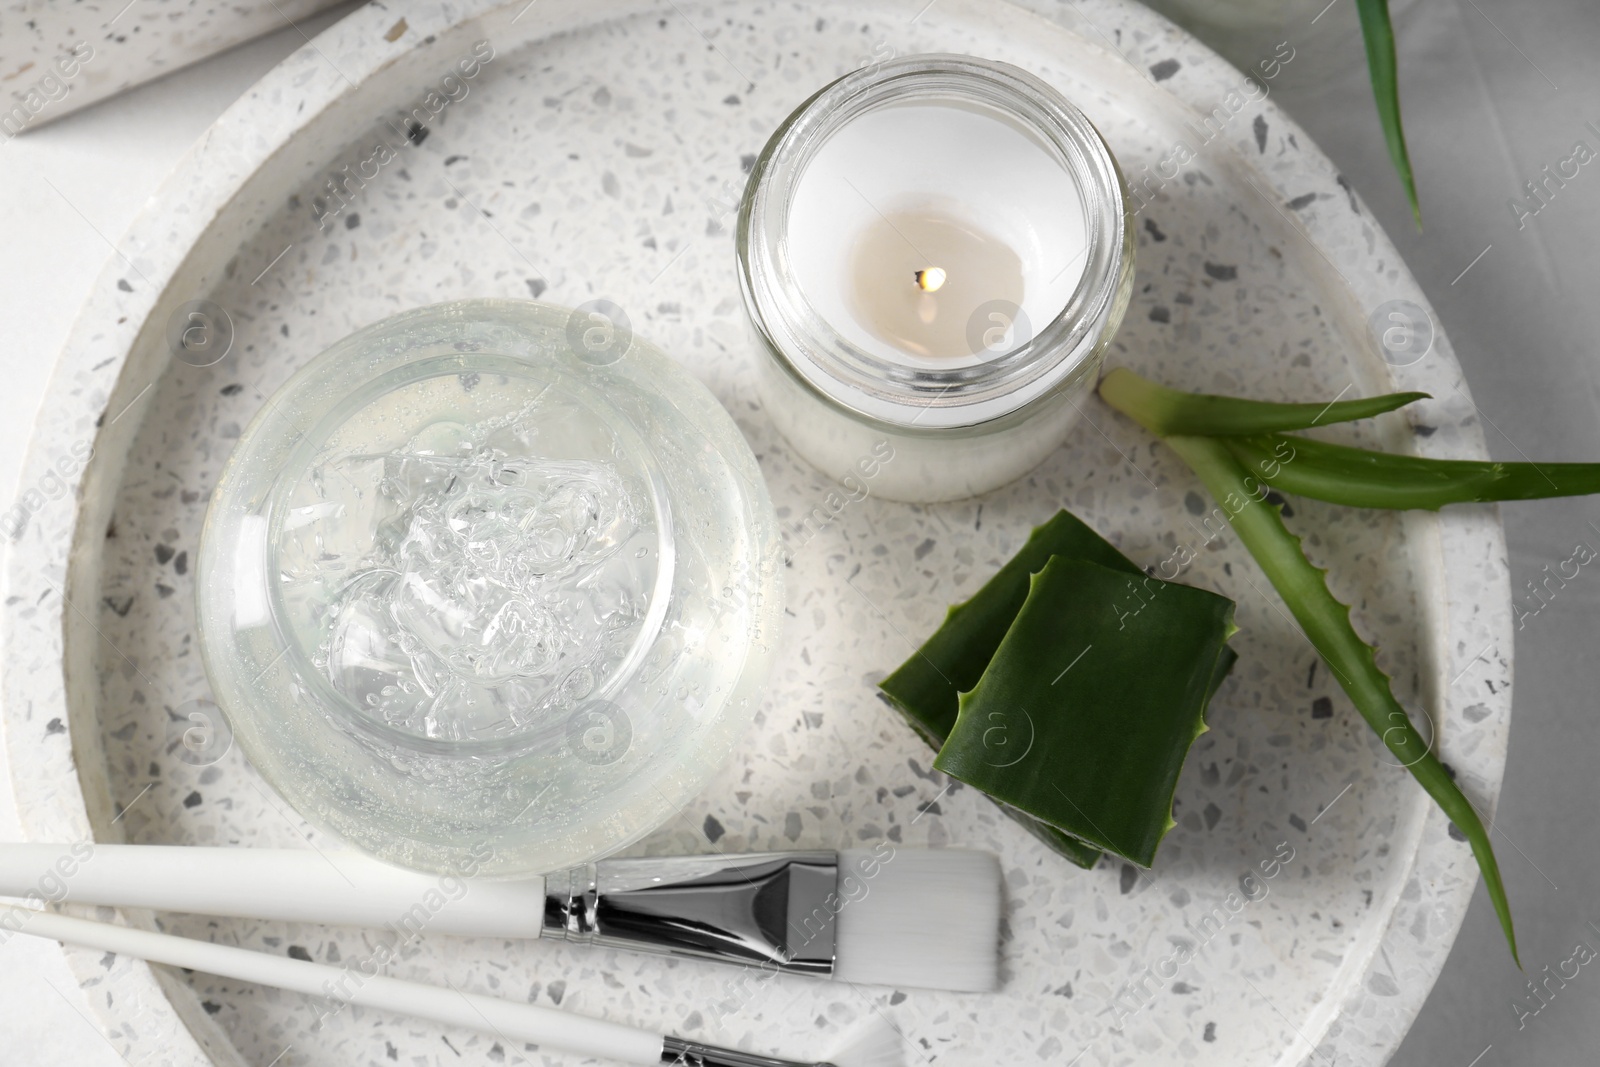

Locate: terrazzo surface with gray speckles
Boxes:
[0,0,346,125]
[2,2,1513,1066]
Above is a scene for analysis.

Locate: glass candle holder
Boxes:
[196,299,784,876]
[738,54,1134,502]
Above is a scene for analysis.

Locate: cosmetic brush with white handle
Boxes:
[0,843,1001,992]
[4,906,901,1067]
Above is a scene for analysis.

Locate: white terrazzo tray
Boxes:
[1,2,1514,1066]
[0,0,348,130]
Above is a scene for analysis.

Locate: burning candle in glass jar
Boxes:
[739,55,1133,502]
[786,96,1090,366]
[853,210,1023,359]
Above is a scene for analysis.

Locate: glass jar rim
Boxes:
[193,299,787,875]
[737,53,1130,430]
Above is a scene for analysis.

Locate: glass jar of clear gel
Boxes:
[737,54,1134,502]
[197,299,783,876]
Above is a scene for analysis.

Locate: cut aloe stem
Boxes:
[1225,433,1600,510]
[934,556,1237,868]
[1098,367,1428,438]
[1161,434,1517,964]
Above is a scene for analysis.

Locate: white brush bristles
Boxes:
[832,848,1001,993]
[825,1016,906,1067]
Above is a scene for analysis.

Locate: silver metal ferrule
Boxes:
[660,1035,837,1067]
[542,851,838,976]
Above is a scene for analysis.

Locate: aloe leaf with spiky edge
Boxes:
[879,511,1137,870]
[1157,435,1516,961]
[1098,367,1429,437]
[933,556,1238,868]
[880,509,1240,870]
[1356,0,1422,227]
[1224,433,1600,510]
[1097,365,1520,960]
[881,511,1143,751]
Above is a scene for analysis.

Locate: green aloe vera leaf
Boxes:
[1163,434,1518,963]
[1003,808,1107,870]
[1224,433,1600,511]
[1356,0,1422,227]
[1210,644,1240,702]
[934,556,1238,868]
[880,509,1143,745]
[1098,367,1428,437]
[880,510,1237,869]
[1017,641,1230,869]
[880,510,1139,870]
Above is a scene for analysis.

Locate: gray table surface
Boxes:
[1262,3,1600,1064]
[0,1,1593,1063]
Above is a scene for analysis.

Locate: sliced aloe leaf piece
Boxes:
[881,510,1142,745]
[1163,434,1518,963]
[1225,433,1600,510]
[1209,644,1240,703]
[1002,807,1107,869]
[880,511,1140,869]
[934,557,1238,868]
[1098,367,1428,437]
[881,511,1237,869]
[996,643,1237,868]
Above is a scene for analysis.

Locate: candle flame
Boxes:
[914,267,947,293]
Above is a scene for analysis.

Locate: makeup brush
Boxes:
[4,905,902,1067]
[0,844,1001,993]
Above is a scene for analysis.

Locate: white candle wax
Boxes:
[739,54,1133,501]
[787,101,1089,368]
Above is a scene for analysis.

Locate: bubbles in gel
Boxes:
[275,387,658,743]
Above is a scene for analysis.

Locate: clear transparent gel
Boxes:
[278,390,657,743]
[196,300,784,876]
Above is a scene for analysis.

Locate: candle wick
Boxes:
[914,267,947,293]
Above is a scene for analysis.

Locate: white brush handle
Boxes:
[4,907,662,1064]
[0,844,545,939]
